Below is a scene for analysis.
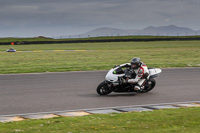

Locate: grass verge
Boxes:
[0,41,200,74]
[0,107,200,133]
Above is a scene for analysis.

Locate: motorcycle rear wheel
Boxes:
[141,79,156,93]
[97,81,112,95]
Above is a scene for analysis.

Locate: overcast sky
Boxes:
[0,0,200,37]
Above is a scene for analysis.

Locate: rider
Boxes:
[124,57,150,91]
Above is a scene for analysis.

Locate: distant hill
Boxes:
[79,27,139,37]
[77,25,199,37]
[135,25,196,36]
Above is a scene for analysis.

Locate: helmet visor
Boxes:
[132,64,136,68]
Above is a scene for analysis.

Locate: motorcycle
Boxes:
[97,63,162,95]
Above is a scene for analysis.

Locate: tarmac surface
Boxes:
[0,67,200,116]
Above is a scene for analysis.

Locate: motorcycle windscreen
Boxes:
[113,67,124,74]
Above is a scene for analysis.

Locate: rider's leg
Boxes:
[134,79,146,91]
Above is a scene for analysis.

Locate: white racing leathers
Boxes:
[127,64,149,90]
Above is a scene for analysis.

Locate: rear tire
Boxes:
[97,81,112,95]
[141,79,156,93]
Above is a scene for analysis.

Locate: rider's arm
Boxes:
[139,65,149,79]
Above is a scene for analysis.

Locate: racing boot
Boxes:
[134,84,141,92]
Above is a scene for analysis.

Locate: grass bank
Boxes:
[0,107,200,133]
[0,41,199,74]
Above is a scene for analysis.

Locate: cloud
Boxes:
[0,0,200,37]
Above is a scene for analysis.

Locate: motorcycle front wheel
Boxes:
[96,81,112,95]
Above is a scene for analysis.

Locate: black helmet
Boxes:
[131,57,141,69]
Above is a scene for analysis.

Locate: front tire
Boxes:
[97,81,112,95]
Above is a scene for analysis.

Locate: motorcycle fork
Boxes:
[106,82,114,91]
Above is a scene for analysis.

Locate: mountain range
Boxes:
[77,25,200,37]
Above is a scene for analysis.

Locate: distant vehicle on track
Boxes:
[6,48,16,52]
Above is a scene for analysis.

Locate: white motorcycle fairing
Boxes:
[105,63,127,83]
[105,63,162,83]
[148,68,162,78]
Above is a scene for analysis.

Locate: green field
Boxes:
[0,107,200,133]
[0,41,200,74]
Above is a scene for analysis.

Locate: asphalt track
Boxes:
[0,67,199,116]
